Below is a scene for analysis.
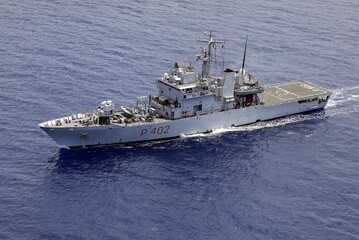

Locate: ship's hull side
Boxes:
[40,99,328,148]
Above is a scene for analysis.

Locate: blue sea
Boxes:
[1,0,358,239]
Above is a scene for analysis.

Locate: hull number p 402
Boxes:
[140,126,170,136]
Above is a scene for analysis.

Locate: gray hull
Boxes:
[40,99,327,148]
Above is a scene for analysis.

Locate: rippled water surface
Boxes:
[1,1,358,239]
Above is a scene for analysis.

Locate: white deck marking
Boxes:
[263,91,286,100]
[261,81,330,106]
[276,86,300,98]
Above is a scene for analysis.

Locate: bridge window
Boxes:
[193,104,202,112]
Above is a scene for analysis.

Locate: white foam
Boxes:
[326,85,359,114]
[179,114,325,139]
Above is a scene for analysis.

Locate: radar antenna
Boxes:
[197,30,225,78]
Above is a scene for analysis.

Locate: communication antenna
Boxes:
[241,35,248,74]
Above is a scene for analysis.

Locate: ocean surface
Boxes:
[1,0,358,239]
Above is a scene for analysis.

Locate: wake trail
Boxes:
[325,85,359,116]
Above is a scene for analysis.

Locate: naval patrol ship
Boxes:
[39,30,332,148]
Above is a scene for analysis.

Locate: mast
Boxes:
[197,30,225,78]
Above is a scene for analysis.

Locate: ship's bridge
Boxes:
[157,63,216,101]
